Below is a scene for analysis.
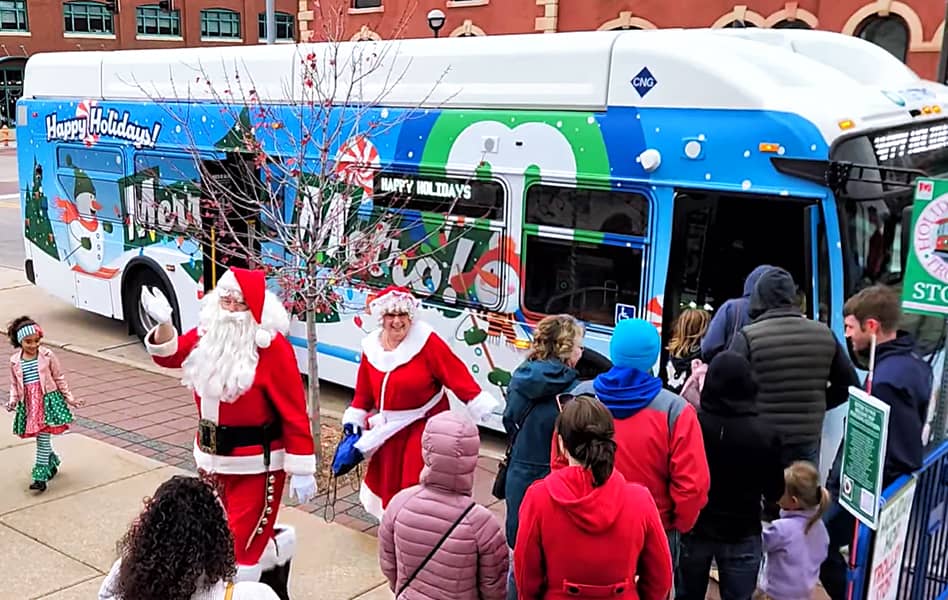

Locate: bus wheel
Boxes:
[126,268,173,340]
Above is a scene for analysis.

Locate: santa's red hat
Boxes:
[216,267,290,348]
[368,286,420,319]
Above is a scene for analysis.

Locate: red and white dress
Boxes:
[343,320,496,519]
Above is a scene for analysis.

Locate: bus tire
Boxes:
[124,266,178,340]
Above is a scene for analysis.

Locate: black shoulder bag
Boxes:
[491,403,537,500]
[397,503,476,597]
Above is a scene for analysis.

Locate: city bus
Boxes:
[15,29,948,467]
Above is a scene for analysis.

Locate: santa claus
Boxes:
[343,286,499,519]
[140,268,316,600]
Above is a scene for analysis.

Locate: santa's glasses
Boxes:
[219,295,248,311]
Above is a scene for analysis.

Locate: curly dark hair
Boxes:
[6,315,38,348]
[115,475,236,600]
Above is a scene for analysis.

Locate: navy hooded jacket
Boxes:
[830,332,932,494]
[701,265,773,362]
[502,358,579,547]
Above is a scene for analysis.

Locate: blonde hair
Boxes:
[529,314,584,364]
[667,308,711,358]
[785,461,830,533]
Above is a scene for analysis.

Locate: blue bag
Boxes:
[331,424,365,478]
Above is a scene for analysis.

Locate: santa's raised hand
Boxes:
[140,286,174,325]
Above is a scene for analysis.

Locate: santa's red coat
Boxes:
[146,328,315,565]
[344,320,494,518]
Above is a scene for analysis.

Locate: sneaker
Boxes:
[29,480,47,492]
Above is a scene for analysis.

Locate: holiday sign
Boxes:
[902,178,948,316]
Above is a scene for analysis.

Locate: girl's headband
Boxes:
[16,324,40,343]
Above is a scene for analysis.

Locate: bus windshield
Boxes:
[832,117,948,356]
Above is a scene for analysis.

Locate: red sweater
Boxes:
[551,399,710,532]
[514,467,672,600]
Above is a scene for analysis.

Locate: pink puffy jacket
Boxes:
[378,411,508,600]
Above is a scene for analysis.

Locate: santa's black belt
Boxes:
[198,419,283,463]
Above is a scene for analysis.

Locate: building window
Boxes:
[64,1,113,35]
[258,11,294,41]
[201,8,241,39]
[610,26,641,31]
[137,4,180,37]
[773,19,811,29]
[352,0,381,8]
[857,15,909,63]
[723,20,757,28]
[0,1,27,32]
[0,64,23,125]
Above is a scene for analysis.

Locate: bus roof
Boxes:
[21,29,948,145]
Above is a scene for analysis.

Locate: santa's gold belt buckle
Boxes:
[198,419,218,454]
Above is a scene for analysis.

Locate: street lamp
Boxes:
[427,9,446,38]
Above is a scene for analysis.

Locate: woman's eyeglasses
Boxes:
[556,393,576,412]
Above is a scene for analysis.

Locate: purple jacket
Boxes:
[378,411,508,600]
[761,509,829,600]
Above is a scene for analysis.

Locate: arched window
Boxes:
[611,25,641,31]
[723,20,757,28]
[856,15,909,62]
[258,11,294,41]
[201,8,241,40]
[64,1,113,35]
[773,19,811,29]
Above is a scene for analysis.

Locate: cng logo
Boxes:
[631,67,658,98]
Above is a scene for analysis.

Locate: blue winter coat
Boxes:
[501,358,579,547]
[700,265,774,362]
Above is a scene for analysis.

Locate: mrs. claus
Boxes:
[342,286,499,519]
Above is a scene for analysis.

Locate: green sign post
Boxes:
[901,177,948,444]
[839,386,891,530]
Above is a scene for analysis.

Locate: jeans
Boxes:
[678,533,762,600]
[820,499,857,600]
[780,441,821,469]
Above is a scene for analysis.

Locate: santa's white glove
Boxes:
[289,474,317,504]
[140,286,173,325]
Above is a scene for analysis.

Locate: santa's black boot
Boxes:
[259,561,291,600]
[258,525,295,600]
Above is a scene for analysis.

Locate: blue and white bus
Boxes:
[15,29,948,467]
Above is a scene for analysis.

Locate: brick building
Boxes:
[0,0,300,122]
[307,0,945,80]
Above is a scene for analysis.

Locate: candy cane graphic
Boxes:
[334,135,380,201]
[76,99,99,146]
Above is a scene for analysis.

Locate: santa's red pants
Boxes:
[217,471,287,565]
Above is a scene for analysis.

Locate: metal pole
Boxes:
[265,0,276,44]
[938,0,948,83]
[931,319,948,445]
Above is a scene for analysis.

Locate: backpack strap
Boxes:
[397,503,476,597]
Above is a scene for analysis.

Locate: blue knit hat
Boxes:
[610,318,660,372]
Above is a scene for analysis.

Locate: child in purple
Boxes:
[759,461,830,600]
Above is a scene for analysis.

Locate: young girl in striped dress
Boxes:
[5,316,83,492]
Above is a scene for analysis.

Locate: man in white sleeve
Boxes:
[140,267,317,600]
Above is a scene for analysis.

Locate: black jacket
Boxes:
[730,268,859,444]
[829,332,932,496]
[692,351,785,542]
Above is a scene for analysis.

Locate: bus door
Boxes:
[51,143,129,317]
[662,190,828,357]
[200,153,263,289]
[520,182,652,360]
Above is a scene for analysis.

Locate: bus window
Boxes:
[56,146,124,175]
[373,173,504,220]
[523,236,642,326]
[525,185,649,235]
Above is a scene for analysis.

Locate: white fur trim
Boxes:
[283,453,316,476]
[217,269,241,295]
[342,406,369,428]
[200,393,220,423]
[144,325,178,357]
[255,328,273,348]
[361,320,434,373]
[235,563,263,582]
[466,391,499,423]
[359,481,384,520]
[193,440,287,474]
[260,290,290,334]
[259,526,297,570]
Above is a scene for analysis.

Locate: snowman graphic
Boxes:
[55,159,118,278]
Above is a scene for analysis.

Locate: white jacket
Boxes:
[98,559,280,600]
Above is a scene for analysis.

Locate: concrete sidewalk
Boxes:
[0,411,394,600]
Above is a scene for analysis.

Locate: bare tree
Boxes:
[125,0,483,486]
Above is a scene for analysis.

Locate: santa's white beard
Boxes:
[182,301,260,404]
